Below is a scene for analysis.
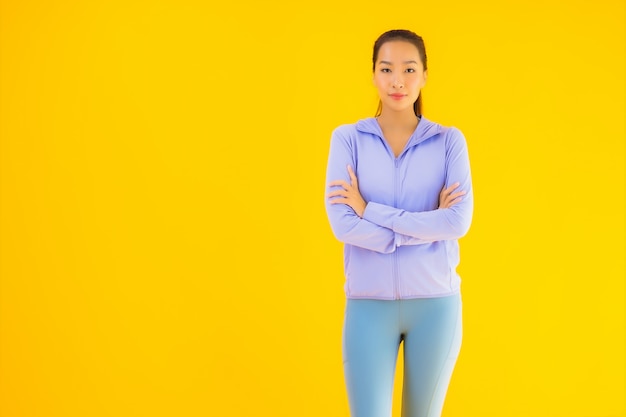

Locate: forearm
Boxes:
[363,127,474,241]
[363,200,473,241]
[326,206,397,253]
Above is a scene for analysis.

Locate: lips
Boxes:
[389,93,406,100]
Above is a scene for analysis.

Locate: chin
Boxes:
[386,103,415,113]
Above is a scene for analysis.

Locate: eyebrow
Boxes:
[379,60,419,65]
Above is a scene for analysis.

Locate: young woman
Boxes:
[325,30,474,417]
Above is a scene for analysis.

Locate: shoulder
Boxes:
[331,123,358,138]
[420,116,468,152]
[330,118,376,142]
[422,117,463,137]
[444,126,466,144]
[428,119,466,144]
[440,125,468,153]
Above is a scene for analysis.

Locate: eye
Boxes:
[406,68,416,73]
[380,68,391,73]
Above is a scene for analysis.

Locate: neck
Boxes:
[376,107,419,130]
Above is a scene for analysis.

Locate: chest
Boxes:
[354,136,447,210]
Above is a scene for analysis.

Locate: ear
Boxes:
[423,70,428,84]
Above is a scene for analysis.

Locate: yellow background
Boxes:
[1,0,623,416]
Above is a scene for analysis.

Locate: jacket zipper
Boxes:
[394,157,400,299]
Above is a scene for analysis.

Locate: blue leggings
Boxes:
[343,293,462,417]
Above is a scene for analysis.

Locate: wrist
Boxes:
[357,201,367,218]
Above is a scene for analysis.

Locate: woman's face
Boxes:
[373,40,427,114]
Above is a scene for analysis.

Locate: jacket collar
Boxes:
[355,116,443,149]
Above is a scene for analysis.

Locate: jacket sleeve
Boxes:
[362,127,474,241]
[325,128,431,253]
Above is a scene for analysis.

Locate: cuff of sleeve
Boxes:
[363,202,395,230]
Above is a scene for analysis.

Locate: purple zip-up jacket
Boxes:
[325,116,473,299]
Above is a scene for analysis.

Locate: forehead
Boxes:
[376,40,421,64]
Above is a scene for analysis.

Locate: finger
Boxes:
[445,194,465,205]
[327,190,347,198]
[449,190,467,199]
[443,182,461,194]
[329,180,350,189]
[440,190,465,208]
[328,197,348,205]
[347,165,358,186]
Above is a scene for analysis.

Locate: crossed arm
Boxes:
[327,165,465,217]
[324,129,473,253]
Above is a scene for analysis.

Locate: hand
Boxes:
[328,165,367,218]
[439,182,466,209]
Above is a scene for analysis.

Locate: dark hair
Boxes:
[372,29,427,117]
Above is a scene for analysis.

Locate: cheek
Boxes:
[408,76,425,90]
[375,84,389,97]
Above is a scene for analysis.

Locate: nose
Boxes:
[392,77,404,88]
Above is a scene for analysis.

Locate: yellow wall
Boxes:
[1,1,623,416]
